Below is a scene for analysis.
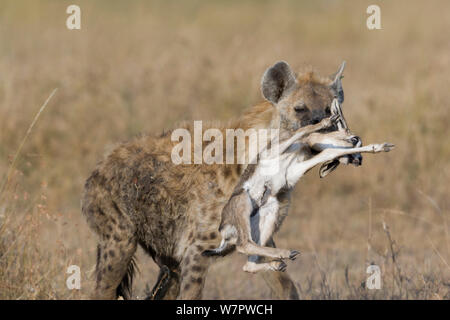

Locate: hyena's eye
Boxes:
[294,105,308,113]
[325,106,331,114]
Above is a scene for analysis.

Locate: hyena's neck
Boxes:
[159,101,281,198]
[196,101,279,195]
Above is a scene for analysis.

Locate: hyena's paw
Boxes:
[289,250,300,261]
[371,143,395,153]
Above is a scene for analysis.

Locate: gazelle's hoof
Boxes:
[330,114,339,124]
[371,143,395,153]
[275,261,287,272]
[383,143,395,152]
[289,250,300,260]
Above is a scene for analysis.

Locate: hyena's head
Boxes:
[261,61,346,132]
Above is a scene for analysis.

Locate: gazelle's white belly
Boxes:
[250,195,279,245]
[244,148,306,205]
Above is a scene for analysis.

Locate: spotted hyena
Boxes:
[82,61,347,299]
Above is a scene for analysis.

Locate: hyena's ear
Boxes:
[329,61,346,104]
[261,61,297,104]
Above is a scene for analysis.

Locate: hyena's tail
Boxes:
[116,256,138,299]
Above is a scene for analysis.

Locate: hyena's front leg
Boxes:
[145,265,181,300]
[177,242,212,299]
[259,238,299,300]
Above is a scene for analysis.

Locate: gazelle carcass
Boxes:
[203,99,394,273]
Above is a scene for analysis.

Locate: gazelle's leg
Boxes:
[243,260,287,273]
[259,238,299,299]
[276,116,338,154]
[237,241,299,260]
[257,190,299,299]
[237,197,299,260]
[254,197,284,251]
[287,143,394,187]
[250,197,278,246]
[251,190,300,298]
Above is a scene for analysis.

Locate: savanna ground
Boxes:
[0,0,449,299]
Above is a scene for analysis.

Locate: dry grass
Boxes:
[0,0,449,299]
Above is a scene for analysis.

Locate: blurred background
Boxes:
[0,0,449,299]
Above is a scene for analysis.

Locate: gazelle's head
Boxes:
[305,99,363,177]
[260,61,346,133]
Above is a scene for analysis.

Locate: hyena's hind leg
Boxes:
[83,194,138,300]
[94,235,137,299]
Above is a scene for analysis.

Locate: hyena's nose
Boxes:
[311,116,322,125]
[311,110,324,125]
